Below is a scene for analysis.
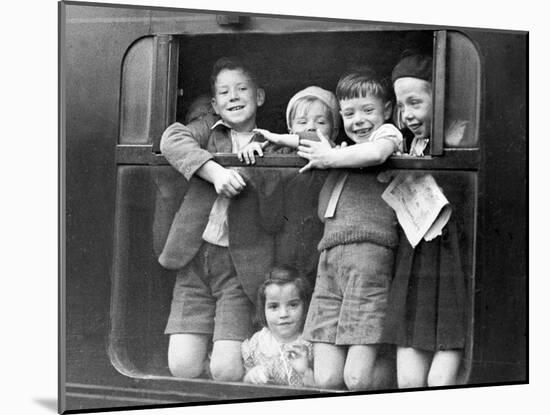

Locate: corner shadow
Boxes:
[34,398,57,412]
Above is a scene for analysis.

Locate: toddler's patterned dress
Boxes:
[241,327,313,386]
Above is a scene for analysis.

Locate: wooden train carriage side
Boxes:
[59,2,527,413]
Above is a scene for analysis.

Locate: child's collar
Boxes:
[211,118,230,130]
[211,118,257,134]
[409,136,430,157]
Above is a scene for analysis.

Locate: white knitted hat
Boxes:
[285,86,340,140]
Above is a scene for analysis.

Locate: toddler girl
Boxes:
[241,266,314,386]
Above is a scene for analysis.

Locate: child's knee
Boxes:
[427,351,462,387]
[314,370,344,389]
[345,359,395,391]
[398,371,426,389]
[344,370,375,391]
[209,357,244,382]
[396,347,431,388]
[168,352,206,378]
[210,341,245,382]
[427,368,457,387]
[167,334,209,378]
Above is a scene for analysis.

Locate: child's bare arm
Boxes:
[299,139,394,170]
[253,128,300,149]
[298,127,399,172]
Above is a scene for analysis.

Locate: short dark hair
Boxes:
[210,56,258,95]
[336,66,393,104]
[256,265,312,328]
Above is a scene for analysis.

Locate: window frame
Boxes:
[112,25,481,391]
[117,30,479,171]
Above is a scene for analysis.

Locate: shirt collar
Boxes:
[409,136,430,157]
[210,118,258,134]
[211,118,230,130]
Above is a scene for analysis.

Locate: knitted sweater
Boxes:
[317,170,399,251]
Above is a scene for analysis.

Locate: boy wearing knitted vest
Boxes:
[257,69,403,390]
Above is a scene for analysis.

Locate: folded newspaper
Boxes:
[382,172,452,247]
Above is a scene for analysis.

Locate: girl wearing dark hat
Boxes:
[381,53,468,388]
[392,53,433,155]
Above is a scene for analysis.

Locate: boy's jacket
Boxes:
[159,115,284,303]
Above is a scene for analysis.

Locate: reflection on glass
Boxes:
[119,37,154,144]
[445,31,480,148]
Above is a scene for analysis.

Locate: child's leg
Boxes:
[303,248,347,389]
[168,333,210,378]
[209,340,245,382]
[165,248,215,378]
[207,244,254,382]
[336,242,394,390]
[427,350,462,386]
[343,345,383,390]
[396,346,431,388]
[312,343,347,389]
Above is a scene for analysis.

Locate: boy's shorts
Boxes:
[165,242,254,342]
[303,242,394,345]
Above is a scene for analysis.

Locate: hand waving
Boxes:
[297,130,343,173]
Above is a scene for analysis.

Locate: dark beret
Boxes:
[391,54,433,83]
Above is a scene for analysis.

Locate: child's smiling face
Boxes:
[211,68,265,132]
[339,94,391,143]
[264,283,305,343]
[290,99,334,139]
[394,77,433,139]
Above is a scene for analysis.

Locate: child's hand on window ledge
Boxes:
[243,365,269,384]
[237,141,269,165]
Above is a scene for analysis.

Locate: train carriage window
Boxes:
[175,31,434,143]
[112,26,481,392]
